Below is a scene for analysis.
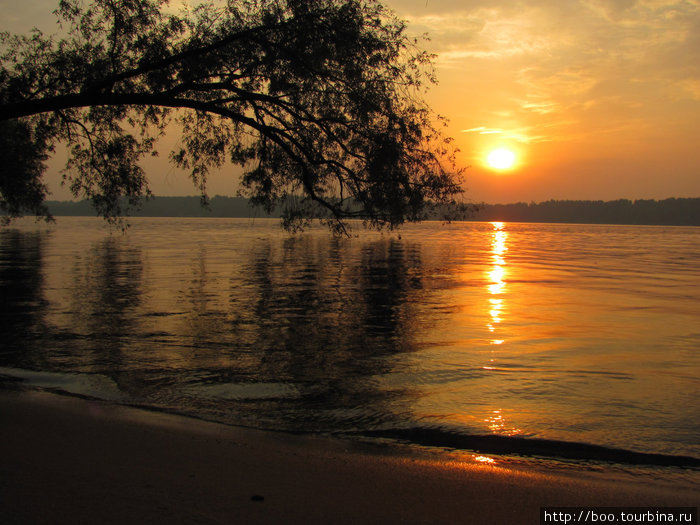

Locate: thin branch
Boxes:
[82,20,291,94]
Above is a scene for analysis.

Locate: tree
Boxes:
[0,119,52,224]
[0,0,464,233]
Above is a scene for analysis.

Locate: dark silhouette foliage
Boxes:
[473,198,700,226]
[0,119,52,224]
[42,196,700,226]
[0,0,464,233]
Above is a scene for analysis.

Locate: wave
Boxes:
[3,368,697,469]
[353,427,700,469]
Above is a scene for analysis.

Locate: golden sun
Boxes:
[487,148,516,170]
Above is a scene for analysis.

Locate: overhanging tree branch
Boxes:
[0,0,468,233]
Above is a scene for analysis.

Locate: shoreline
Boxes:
[2,389,697,524]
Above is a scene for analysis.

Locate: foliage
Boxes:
[0,119,53,224]
[0,0,464,232]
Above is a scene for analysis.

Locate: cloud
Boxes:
[461,126,554,144]
[462,127,503,134]
[405,6,559,64]
[397,0,700,147]
[677,79,700,100]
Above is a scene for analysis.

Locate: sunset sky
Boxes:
[2,0,699,204]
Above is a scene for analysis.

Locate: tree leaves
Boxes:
[0,0,465,232]
[0,119,52,223]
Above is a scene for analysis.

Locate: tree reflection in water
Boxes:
[0,226,428,433]
[0,230,49,369]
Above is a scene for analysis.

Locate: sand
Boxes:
[1,389,697,524]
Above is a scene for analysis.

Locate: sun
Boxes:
[486,148,516,170]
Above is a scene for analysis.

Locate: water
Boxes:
[1,217,699,469]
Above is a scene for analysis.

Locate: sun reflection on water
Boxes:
[481,224,523,437]
[487,222,508,340]
[485,409,522,436]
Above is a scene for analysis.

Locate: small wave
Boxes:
[0,366,125,401]
[191,381,300,400]
[355,427,700,468]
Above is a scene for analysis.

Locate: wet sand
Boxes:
[1,389,696,524]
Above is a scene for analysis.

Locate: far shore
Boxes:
[1,389,697,525]
[17,195,700,227]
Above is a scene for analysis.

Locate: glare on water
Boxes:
[1,217,698,462]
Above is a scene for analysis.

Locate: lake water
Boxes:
[1,217,699,470]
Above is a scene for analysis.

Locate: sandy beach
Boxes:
[1,389,697,525]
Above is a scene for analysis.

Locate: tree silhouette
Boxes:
[0,120,52,223]
[0,0,464,233]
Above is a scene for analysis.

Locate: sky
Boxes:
[2,0,699,203]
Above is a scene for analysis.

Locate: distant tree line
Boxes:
[27,196,700,226]
[44,196,275,218]
[471,198,700,226]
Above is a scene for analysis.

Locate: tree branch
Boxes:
[82,20,291,95]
